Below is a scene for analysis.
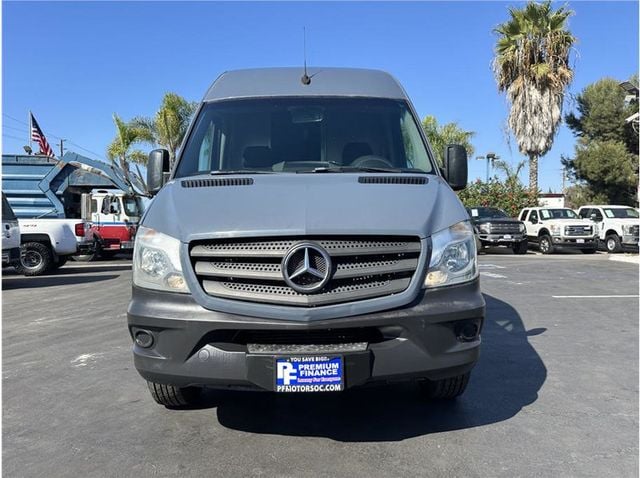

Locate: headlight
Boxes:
[424,221,478,288]
[133,226,189,293]
[478,223,491,234]
[593,224,599,235]
[518,223,526,233]
[622,225,632,234]
[550,225,562,236]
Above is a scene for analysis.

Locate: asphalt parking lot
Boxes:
[2,252,638,477]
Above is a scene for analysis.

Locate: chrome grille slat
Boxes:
[565,225,593,236]
[194,257,419,281]
[191,239,421,258]
[202,277,412,306]
[190,236,421,307]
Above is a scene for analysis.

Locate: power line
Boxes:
[3,124,29,134]
[2,132,27,142]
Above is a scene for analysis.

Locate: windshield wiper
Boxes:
[309,166,427,174]
[209,170,273,175]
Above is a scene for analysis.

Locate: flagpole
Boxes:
[28,110,32,151]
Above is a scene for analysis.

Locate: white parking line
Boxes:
[552,295,639,299]
[480,272,507,279]
[64,263,132,268]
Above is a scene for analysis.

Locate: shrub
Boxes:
[457,179,538,218]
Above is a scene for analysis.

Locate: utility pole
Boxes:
[561,166,567,194]
[59,139,65,158]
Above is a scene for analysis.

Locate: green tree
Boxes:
[421,115,475,166]
[458,178,538,218]
[493,0,575,192]
[564,183,608,209]
[107,114,153,189]
[563,76,639,205]
[133,93,198,168]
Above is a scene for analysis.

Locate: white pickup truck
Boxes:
[519,207,599,254]
[577,205,640,253]
[16,218,92,275]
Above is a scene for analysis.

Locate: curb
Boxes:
[609,254,640,265]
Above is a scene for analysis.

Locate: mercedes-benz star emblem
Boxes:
[282,243,332,294]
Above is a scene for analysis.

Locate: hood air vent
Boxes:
[181,178,254,188]
[358,176,427,185]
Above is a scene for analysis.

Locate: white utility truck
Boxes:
[577,205,639,252]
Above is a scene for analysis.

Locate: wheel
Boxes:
[581,248,597,254]
[512,240,528,255]
[538,235,554,254]
[421,372,470,400]
[15,242,53,276]
[147,381,202,408]
[605,234,622,253]
[50,256,69,270]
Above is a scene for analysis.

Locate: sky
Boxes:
[2,1,638,191]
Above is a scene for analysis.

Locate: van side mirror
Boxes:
[148,149,171,195]
[443,144,468,191]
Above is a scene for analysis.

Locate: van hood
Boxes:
[142,173,468,242]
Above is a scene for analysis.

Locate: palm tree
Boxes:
[133,93,197,168]
[421,115,475,166]
[493,159,527,186]
[493,0,575,192]
[107,114,154,191]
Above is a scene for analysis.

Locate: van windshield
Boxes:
[175,98,436,177]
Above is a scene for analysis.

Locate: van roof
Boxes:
[203,67,407,102]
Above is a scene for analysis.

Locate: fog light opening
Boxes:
[455,320,480,342]
[134,330,154,348]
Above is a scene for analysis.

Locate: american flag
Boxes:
[30,113,55,158]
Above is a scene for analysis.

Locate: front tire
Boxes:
[605,234,622,253]
[15,242,53,276]
[538,235,554,254]
[147,381,202,408]
[420,372,470,400]
[512,240,528,255]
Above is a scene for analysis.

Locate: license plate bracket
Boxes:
[275,355,344,392]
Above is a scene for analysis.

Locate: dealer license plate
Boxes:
[503,234,512,239]
[576,239,585,243]
[275,356,344,392]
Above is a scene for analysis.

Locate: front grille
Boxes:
[190,236,421,306]
[489,223,521,234]
[565,225,593,236]
[629,225,639,236]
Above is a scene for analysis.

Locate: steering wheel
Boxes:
[350,155,394,169]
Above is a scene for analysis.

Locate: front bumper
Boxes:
[127,279,485,391]
[552,236,598,248]
[478,233,525,245]
[621,234,639,247]
[2,247,20,266]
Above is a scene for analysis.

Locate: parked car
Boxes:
[15,218,91,275]
[577,205,639,253]
[467,206,528,254]
[128,67,485,407]
[519,207,598,254]
[2,193,21,268]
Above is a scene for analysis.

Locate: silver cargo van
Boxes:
[128,67,485,407]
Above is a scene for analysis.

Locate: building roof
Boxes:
[203,67,407,102]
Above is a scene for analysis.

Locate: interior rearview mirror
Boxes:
[148,149,171,195]
[443,144,468,191]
